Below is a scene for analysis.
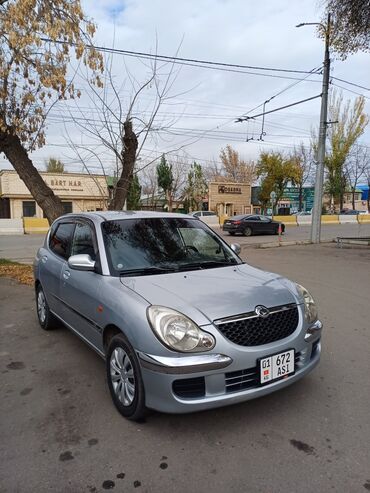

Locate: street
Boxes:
[1,243,369,492]
[1,222,370,263]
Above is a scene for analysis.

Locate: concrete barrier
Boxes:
[297,216,312,226]
[0,219,24,235]
[273,215,297,226]
[23,218,49,234]
[339,214,358,224]
[358,214,370,224]
[321,215,339,224]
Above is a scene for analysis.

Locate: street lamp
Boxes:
[296,14,331,243]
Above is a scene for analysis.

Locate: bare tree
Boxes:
[291,143,315,211]
[65,46,186,210]
[141,164,160,210]
[344,145,369,210]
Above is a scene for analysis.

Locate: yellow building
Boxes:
[208,182,252,217]
[0,170,109,219]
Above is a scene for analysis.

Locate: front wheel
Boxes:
[106,334,146,421]
[243,227,252,237]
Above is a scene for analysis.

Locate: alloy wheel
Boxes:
[110,347,136,406]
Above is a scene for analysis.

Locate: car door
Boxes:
[60,220,103,352]
[245,215,261,233]
[40,221,75,317]
[259,216,273,233]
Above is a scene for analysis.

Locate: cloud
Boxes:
[3,0,369,175]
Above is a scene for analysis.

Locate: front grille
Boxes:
[215,304,299,347]
[173,377,205,399]
[225,352,301,393]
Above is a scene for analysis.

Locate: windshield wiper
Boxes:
[176,260,237,271]
[119,266,176,277]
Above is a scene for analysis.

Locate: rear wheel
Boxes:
[36,285,57,330]
[229,232,235,236]
[243,227,252,237]
[106,333,146,421]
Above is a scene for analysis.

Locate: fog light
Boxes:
[305,320,323,342]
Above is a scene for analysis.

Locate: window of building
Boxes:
[22,201,36,217]
[62,202,73,214]
[49,222,75,259]
[71,222,96,260]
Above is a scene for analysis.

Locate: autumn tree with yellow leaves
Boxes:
[0,0,103,223]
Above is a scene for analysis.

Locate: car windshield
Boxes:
[102,217,241,276]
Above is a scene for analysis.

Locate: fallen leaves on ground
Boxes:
[0,259,33,286]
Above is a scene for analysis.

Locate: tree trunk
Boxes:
[352,187,356,210]
[110,120,138,210]
[0,130,64,224]
[298,184,303,212]
[166,189,172,212]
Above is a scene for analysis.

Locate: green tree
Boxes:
[321,0,370,58]
[126,174,142,210]
[256,152,300,214]
[323,92,368,210]
[185,162,208,212]
[45,157,64,173]
[0,0,103,223]
[157,155,173,212]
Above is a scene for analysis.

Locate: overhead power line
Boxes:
[40,37,320,76]
[236,94,322,122]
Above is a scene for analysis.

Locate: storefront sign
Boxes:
[44,178,83,192]
[218,185,242,194]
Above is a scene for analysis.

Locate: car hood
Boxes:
[120,264,299,326]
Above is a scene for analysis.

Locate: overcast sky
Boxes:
[2,0,369,176]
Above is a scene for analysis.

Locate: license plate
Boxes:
[259,349,295,385]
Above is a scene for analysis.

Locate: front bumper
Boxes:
[138,331,322,414]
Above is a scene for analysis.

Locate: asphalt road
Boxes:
[1,222,370,263]
[1,243,369,492]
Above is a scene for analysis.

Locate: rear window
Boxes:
[49,222,75,259]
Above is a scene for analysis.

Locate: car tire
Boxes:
[243,227,252,237]
[229,232,235,236]
[106,333,146,421]
[36,284,58,330]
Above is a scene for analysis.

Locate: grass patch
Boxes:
[0,258,33,286]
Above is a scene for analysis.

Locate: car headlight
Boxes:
[296,284,318,324]
[147,306,216,352]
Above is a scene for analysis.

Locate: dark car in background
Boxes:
[223,215,285,236]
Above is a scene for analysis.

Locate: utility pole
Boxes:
[297,14,331,243]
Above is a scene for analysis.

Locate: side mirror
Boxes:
[68,254,95,271]
[230,243,241,255]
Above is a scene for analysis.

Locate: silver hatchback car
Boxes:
[34,211,322,420]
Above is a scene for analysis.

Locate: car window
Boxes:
[49,222,75,259]
[102,217,240,275]
[193,212,201,217]
[71,222,96,260]
[204,211,216,216]
[259,216,270,222]
[247,216,260,221]
[179,228,224,258]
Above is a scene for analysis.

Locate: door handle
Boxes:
[41,255,48,263]
[63,270,71,280]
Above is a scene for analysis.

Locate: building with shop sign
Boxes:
[0,170,109,219]
[208,182,252,217]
